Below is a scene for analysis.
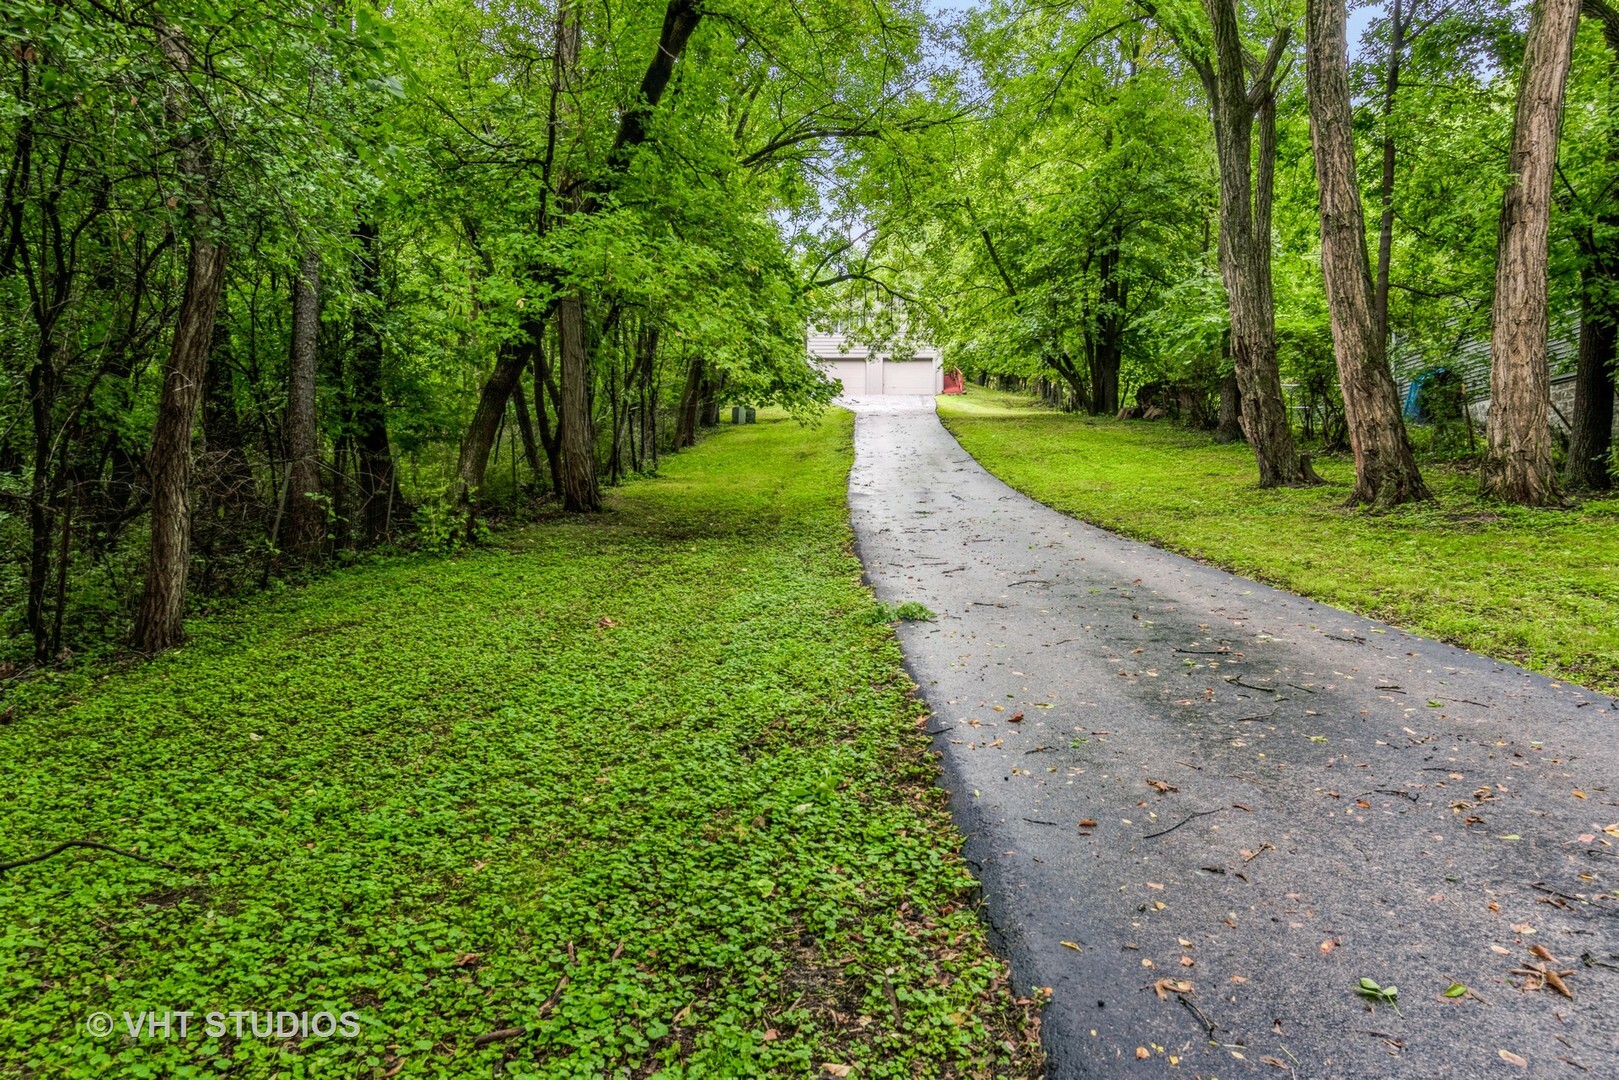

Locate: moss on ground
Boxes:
[939,387,1619,693]
[0,410,1042,1079]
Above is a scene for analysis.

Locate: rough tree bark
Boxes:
[557,293,599,511]
[534,335,563,496]
[1171,0,1311,485]
[1482,0,1581,505]
[676,355,705,448]
[133,24,229,654]
[283,249,323,554]
[511,373,544,485]
[455,328,535,506]
[1305,0,1431,506]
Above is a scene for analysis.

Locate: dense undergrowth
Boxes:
[939,387,1619,693]
[0,409,1042,1078]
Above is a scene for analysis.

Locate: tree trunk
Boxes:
[456,324,537,509]
[283,249,324,555]
[557,293,600,511]
[132,23,228,654]
[512,372,544,485]
[1564,284,1616,489]
[676,355,704,447]
[352,219,396,542]
[1088,224,1126,415]
[132,229,227,653]
[1306,0,1431,507]
[1202,14,1309,485]
[700,371,724,427]
[534,333,564,496]
[1482,0,1580,505]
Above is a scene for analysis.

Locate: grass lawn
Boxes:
[938,387,1619,694]
[0,410,1040,1079]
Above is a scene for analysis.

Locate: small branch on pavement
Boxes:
[1143,808,1224,840]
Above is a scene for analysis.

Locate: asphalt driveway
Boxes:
[844,395,1619,1079]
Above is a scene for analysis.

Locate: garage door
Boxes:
[820,359,868,395]
[881,360,936,395]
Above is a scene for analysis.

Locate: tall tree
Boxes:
[283,249,324,554]
[133,23,228,653]
[1142,0,1315,485]
[1482,0,1582,505]
[1305,0,1432,506]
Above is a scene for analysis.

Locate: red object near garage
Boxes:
[942,369,965,394]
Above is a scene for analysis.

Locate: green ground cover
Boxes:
[938,388,1619,693]
[0,410,1040,1079]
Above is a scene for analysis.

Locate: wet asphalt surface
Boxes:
[843,396,1619,1079]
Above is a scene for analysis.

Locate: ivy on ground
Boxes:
[0,411,1043,1079]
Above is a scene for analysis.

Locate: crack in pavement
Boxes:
[844,395,1619,1079]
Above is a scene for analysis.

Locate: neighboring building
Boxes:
[1389,316,1582,429]
[807,320,943,396]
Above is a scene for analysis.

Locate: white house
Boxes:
[807,321,943,396]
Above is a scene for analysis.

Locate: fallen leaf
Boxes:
[1530,944,1557,963]
[822,1065,852,1078]
[1498,1049,1527,1068]
[1136,1047,1150,1060]
[1147,779,1178,793]
[1320,939,1337,954]
[1260,1056,1288,1069]
[1573,789,1586,799]
[1060,941,1083,952]
[454,952,481,967]
[1510,922,1535,935]
[1142,958,1155,968]
[1444,983,1468,998]
[1542,969,1573,999]
[1179,956,1195,968]
[1490,945,1511,955]
[1152,901,1167,911]
[1178,937,1194,948]
[1145,882,1165,890]
[763,1029,778,1041]
[1008,711,1024,723]
[1078,819,1098,828]
[1151,978,1194,999]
